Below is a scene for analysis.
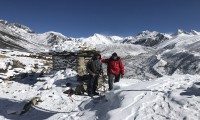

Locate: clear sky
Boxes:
[0,0,200,37]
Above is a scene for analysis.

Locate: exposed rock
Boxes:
[11,23,35,33]
[134,33,169,47]
[0,68,7,73]
[12,60,25,69]
[162,52,200,75]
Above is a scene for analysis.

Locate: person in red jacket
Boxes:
[101,52,124,90]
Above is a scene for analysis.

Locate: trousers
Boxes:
[108,73,120,90]
[87,74,99,94]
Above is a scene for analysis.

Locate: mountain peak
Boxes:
[190,30,199,35]
[46,31,68,38]
[93,33,104,37]
[177,29,185,33]
[137,30,159,36]
[0,20,8,25]
[174,29,189,35]
[140,30,151,35]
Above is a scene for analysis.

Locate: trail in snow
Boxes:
[78,75,200,120]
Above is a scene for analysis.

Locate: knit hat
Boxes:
[93,52,101,59]
[112,52,117,56]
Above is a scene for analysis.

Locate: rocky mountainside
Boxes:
[0,20,70,53]
[123,30,171,47]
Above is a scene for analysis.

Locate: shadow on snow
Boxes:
[0,97,56,120]
[180,82,200,96]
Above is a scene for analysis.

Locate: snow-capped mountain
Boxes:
[123,30,171,47]
[81,33,113,45]
[79,33,125,45]
[0,20,72,52]
[172,29,200,36]
[190,30,200,35]
[1,19,200,54]
[141,33,200,78]
[0,20,168,52]
[0,20,127,52]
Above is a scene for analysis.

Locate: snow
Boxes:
[50,40,96,52]
[157,34,200,55]
[0,58,11,70]
[97,43,149,58]
[1,73,200,120]
[1,49,200,120]
[79,74,200,120]
[1,20,200,120]
[82,33,113,46]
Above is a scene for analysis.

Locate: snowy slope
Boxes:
[79,74,200,120]
[0,20,47,52]
[147,34,200,77]
[81,33,113,45]
[0,20,126,53]
[172,29,200,36]
[0,20,72,53]
[1,67,200,120]
[0,45,200,120]
[96,44,149,57]
[123,30,171,47]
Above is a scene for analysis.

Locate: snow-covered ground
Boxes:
[80,74,200,120]
[0,49,51,81]
[0,70,200,120]
[0,47,200,120]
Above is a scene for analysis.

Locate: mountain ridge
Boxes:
[0,20,200,52]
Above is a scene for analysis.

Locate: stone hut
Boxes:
[51,50,99,80]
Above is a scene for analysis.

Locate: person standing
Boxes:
[86,53,102,96]
[101,52,124,90]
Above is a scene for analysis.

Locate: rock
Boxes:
[63,88,74,96]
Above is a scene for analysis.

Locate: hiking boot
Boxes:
[88,93,94,97]
[87,92,94,97]
[108,88,112,91]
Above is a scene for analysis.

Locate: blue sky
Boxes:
[0,0,200,37]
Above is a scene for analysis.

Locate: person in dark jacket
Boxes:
[86,53,102,96]
[101,52,124,90]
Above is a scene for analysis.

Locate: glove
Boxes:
[121,74,124,78]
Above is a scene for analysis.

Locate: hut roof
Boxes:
[50,49,100,57]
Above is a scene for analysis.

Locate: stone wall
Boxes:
[52,50,98,72]
[52,55,77,70]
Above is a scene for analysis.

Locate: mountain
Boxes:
[172,29,200,36]
[81,33,113,45]
[123,30,171,47]
[190,30,200,35]
[1,19,200,54]
[0,20,171,53]
[143,33,200,78]
[0,20,71,52]
[0,20,127,52]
